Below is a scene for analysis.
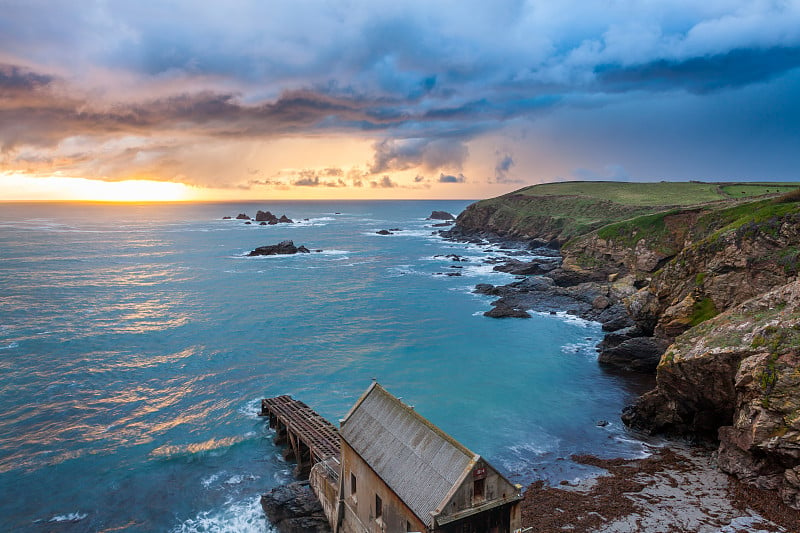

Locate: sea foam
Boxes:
[48,512,88,523]
[172,496,272,533]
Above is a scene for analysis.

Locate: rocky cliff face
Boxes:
[623,281,800,508]
[561,208,704,278]
[625,212,800,339]
[560,203,800,340]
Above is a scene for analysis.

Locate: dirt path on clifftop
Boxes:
[521,444,799,532]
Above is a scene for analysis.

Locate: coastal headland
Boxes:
[441,180,800,529]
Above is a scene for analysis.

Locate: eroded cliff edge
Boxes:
[623,281,800,507]
[445,181,800,508]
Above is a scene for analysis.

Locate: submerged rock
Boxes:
[484,303,531,318]
[261,482,331,533]
[435,254,468,262]
[376,229,393,235]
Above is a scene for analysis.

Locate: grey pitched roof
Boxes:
[339,383,478,526]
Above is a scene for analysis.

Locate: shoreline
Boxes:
[439,225,799,531]
[440,226,655,370]
[521,444,799,532]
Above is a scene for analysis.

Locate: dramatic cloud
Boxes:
[438,173,466,183]
[370,138,469,174]
[596,46,800,94]
[493,151,518,183]
[1,1,799,194]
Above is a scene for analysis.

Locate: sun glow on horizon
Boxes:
[0,170,504,202]
[1,173,201,202]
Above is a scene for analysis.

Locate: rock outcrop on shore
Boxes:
[444,182,800,508]
[261,482,331,533]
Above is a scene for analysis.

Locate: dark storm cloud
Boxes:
[2,1,800,185]
[0,64,54,95]
[596,46,800,94]
[370,138,468,173]
[493,152,517,183]
[4,35,798,153]
[0,77,408,151]
[438,173,466,183]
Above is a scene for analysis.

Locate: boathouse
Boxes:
[331,382,522,533]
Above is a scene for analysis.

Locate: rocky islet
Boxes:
[248,240,318,256]
[224,210,294,224]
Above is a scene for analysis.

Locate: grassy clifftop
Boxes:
[508,181,798,205]
[456,181,800,245]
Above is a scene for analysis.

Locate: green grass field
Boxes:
[470,180,800,244]
[507,181,800,206]
[719,184,800,198]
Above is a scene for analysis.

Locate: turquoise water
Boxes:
[0,201,651,531]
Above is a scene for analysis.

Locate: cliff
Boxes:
[454,193,652,246]
[449,181,800,508]
[623,281,800,508]
[567,197,800,339]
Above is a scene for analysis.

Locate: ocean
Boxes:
[0,200,653,532]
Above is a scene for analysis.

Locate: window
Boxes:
[350,473,357,496]
[375,494,383,520]
[474,478,485,501]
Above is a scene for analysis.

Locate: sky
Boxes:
[1,0,799,201]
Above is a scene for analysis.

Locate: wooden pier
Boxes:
[259,395,341,478]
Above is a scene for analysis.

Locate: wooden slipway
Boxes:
[259,395,340,477]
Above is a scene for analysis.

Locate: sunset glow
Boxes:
[1,173,199,202]
[1,1,799,201]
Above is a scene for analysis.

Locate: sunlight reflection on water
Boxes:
[0,201,653,531]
